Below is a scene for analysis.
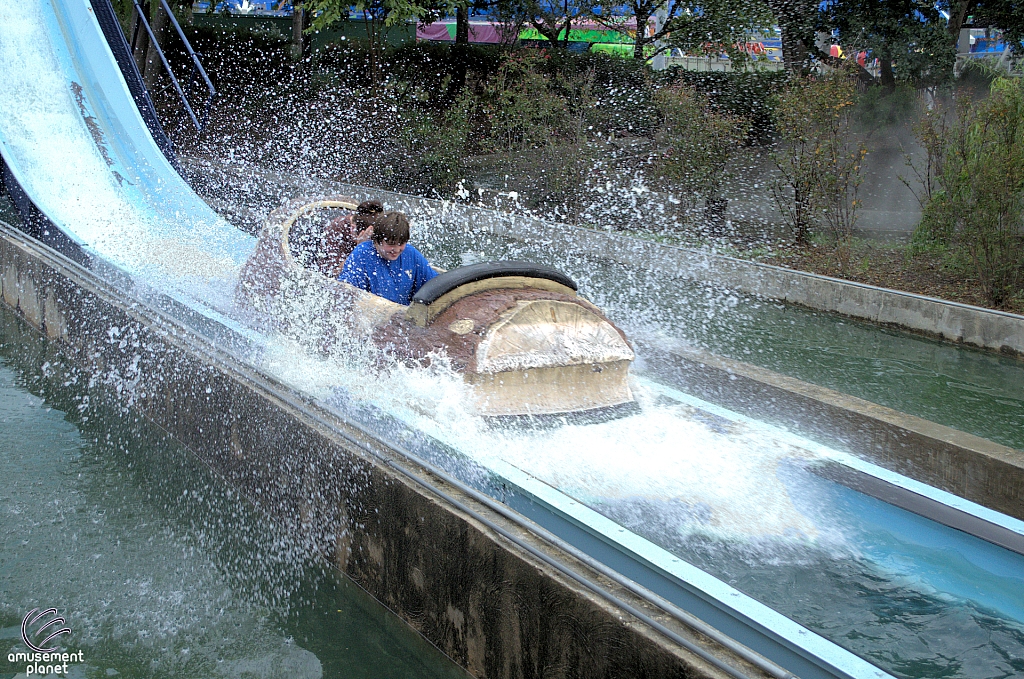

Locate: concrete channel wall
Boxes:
[191,158,1024,356]
[637,340,1024,523]
[0,222,766,679]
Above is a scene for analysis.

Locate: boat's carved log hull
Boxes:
[236,197,635,415]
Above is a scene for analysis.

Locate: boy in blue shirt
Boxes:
[339,211,437,305]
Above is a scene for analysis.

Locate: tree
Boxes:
[483,53,568,153]
[590,0,773,61]
[945,0,1024,56]
[763,0,819,73]
[820,0,955,89]
[307,0,462,81]
[398,85,475,192]
[771,66,865,258]
[292,0,310,60]
[503,0,585,49]
[650,85,750,224]
[819,0,1022,89]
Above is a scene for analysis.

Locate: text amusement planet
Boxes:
[7,608,84,676]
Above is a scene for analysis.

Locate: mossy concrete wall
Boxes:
[0,221,761,679]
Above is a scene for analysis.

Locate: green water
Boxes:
[0,306,468,679]
[417,227,1024,452]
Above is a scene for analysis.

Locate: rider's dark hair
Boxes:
[356,199,384,215]
[371,212,410,245]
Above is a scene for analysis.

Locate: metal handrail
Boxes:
[130,0,216,131]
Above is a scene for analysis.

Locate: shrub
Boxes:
[854,83,919,130]
[397,84,475,194]
[658,69,789,142]
[770,67,866,262]
[481,53,569,153]
[650,85,750,217]
[919,77,1024,307]
[478,53,602,221]
[539,50,658,137]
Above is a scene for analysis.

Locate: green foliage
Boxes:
[303,43,657,200]
[587,0,774,61]
[310,41,375,86]
[398,84,475,192]
[312,41,506,99]
[482,53,569,152]
[475,52,605,221]
[305,0,463,82]
[387,42,507,88]
[539,50,658,136]
[109,0,136,33]
[771,67,866,261]
[657,69,789,142]
[661,0,776,60]
[818,0,955,88]
[854,83,919,129]
[544,62,601,221]
[900,94,948,210]
[307,0,457,31]
[650,85,750,209]
[919,77,1024,307]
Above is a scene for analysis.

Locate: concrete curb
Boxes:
[636,339,1024,522]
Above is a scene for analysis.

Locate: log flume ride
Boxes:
[236,197,635,416]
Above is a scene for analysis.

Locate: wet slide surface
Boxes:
[0,0,253,325]
[2,3,1024,678]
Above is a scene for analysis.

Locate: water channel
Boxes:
[0,305,468,679]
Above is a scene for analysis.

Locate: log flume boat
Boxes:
[236,197,635,416]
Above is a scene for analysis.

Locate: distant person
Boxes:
[339,211,437,305]
[318,199,384,276]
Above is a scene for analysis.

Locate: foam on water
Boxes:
[0,363,322,678]
[254,316,1024,638]
[259,328,822,543]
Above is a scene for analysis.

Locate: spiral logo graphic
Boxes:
[21,608,72,653]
